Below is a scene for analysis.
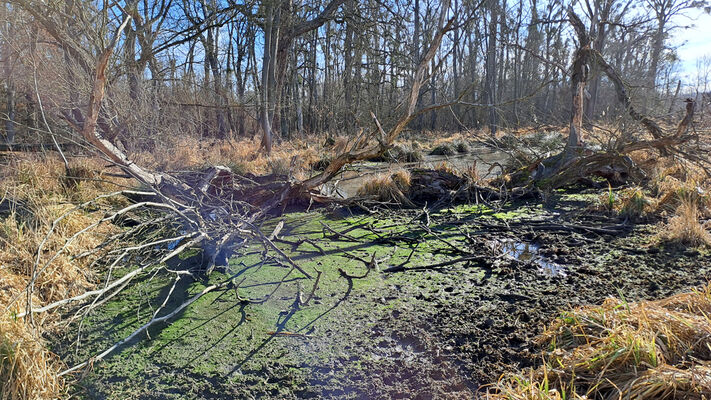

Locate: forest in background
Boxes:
[1,0,710,155]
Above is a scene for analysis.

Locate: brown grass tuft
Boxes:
[0,317,64,399]
[130,135,321,177]
[433,161,457,175]
[659,198,711,247]
[487,284,711,399]
[356,169,412,206]
[0,154,125,399]
[619,188,652,220]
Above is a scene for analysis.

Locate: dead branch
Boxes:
[518,7,701,190]
[18,233,205,318]
[382,255,486,273]
[58,278,224,377]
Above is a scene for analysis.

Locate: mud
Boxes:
[57,190,711,399]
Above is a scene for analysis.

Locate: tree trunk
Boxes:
[485,0,498,136]
[564,7,591,156]
[2,5,15,145]
[648,16,665,92]
[343,0,356,133]
[3,81,15,145]
[260,1,277,154]
[414,0,422,130]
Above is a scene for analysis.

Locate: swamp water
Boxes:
[58,191,711,399]
[498,241,567,276]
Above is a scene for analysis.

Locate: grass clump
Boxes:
[371,145,424,163]
[399,147,425,163]
[463,162,480,183]
[356,169,413,206]
[0,154,124,399]
[434,161,457,176]
[267,157,290,176]
[455,141,470,154]
[487,284,711,399]
[619,188,652,220]
[133,135,319,177]
[0,317,64,399]
[429,143,456,156]
[659,198,711,247]
[653,176,710,217]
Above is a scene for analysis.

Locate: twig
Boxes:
[382,255,486,273]
[58,277,221,377]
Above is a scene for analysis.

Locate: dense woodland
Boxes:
[1,0,709,154]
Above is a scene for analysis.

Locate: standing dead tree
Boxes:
[520,6,702,190]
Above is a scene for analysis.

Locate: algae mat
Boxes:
[56,198,711,399]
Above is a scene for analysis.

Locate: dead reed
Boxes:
[486,284,711,399]
[0,154,125,399]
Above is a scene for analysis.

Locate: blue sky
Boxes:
[670,8,711,84]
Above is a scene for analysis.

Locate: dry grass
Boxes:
[653,176,710,218]
[433,161,457,175]
[331,136,350,155]
[594,172,711,245]
[660,198,711,247]
[132,135,320,178]
[420,131,472,146]
[463,162,480,183]
[0,153,126,399]
[619,188,651,219]
[598,187,654,220]
[356,169,412,205]
[486,284,711,399]
[0,317,64,399]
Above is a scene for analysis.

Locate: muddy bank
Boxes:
[56,191,711,399]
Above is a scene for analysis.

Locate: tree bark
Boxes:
[564,6,591,155]
[485,0,498,136]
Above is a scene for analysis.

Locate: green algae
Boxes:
[55,192,711,399]
[61,198,610,398]
[62,209,470,398]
